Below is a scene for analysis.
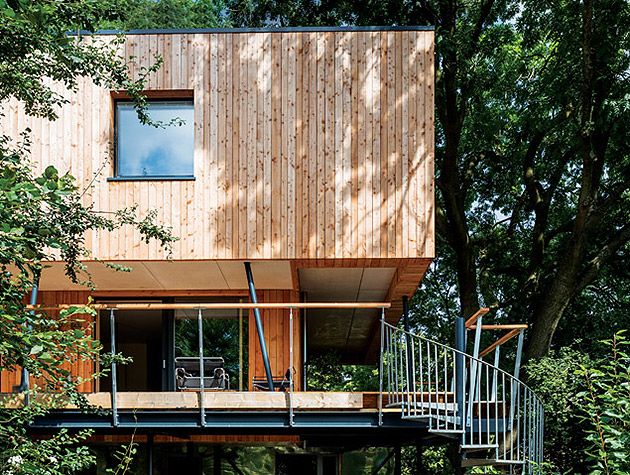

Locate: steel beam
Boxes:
[244,262,274,391]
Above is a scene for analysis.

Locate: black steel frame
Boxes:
[79,26,434,37]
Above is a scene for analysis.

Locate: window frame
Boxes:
[110,94,196,181]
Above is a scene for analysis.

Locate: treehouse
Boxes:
[0,27,543,474]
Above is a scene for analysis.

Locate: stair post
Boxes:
[455,317,465,430]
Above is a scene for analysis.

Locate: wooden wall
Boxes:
[0,29,434,262]
[248,290,302,390]
[0,291,95,393]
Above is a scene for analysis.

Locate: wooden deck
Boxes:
[1,391,368,411]
[0,391,463,412]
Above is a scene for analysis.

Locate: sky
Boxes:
[116,101,194,177]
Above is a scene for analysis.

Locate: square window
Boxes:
[114,100,194,179]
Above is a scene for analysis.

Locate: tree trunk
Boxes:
[526,277,574,359]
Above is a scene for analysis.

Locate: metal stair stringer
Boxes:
[379,320,544,474]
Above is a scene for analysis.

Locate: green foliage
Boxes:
[99,0,229,30]
[0,1,178,471]
[526,347,592,473]
[306,352,378,392]
[526,334,630,475]
[576,332,630,475]
[105,431,139,475]
[400,445,454,475]
[0,135,174,472]
[0,0,164,123]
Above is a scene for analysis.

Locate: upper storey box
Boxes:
[2,27,434,262]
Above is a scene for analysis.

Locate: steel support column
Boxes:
[244,262,274,391]
[402,296,414,393]
[147,432,154,475]
[18,279,39,403]
[454,316,465,428]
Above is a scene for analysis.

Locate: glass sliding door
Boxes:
[174,297,248,391]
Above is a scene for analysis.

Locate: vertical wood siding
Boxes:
[0,30,434,262]
[0,291,94,393]
[248,290,302,390]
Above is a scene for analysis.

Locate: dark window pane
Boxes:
[116,101,194,177]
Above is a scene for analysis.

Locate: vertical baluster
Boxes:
[433,344,439,429]
[395,329,400,405]
[378,312,385,426]
[400,333,411,415]
[443,348,448,430]
[502,373,506,461]
[427,341,433,429]
[491,346,500,402]
[518,383,522,463]
[109,308,118,427]
[523,388,529,467]
[419,337,425,417]
[411,336,417,417]
[494,367,499,461]
[486,364,490,447]
[540,406,545,466]
[454,350,458,432]
[399,331,409,413]
[477,364,481,446]
[197,308,206,427]
[387,326,393,403]
[289,307,294,426]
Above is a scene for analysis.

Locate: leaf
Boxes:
[30,344,43,355]
[43,165,57,179]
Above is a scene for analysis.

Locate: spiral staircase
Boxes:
[379,310,544,473]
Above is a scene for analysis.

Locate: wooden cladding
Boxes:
[0,291,95,393]
[0,30,435,261]
[248,290,302,390]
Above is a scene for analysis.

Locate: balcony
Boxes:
[5,301,544,472]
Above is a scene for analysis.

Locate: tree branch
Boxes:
[574,224,630,294]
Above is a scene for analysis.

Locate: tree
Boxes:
[0,0,175,471]
[98,0,229,30]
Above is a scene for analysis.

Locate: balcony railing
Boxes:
[25,302,390,427]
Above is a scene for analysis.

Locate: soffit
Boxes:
[38,260,293,291]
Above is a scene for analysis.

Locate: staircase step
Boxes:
[461,444,498,450]
[460,458,500,468]
[428,428,465,434]
[462,458,525,467]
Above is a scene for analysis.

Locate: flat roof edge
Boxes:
[80,25,434,36]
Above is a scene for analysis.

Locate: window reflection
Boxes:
[115,100,194,178]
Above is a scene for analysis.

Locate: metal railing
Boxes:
[380,320,544,473]
[86,302,391,428]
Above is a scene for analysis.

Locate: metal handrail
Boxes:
[379,320,544,473]
[27,302,391,311]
